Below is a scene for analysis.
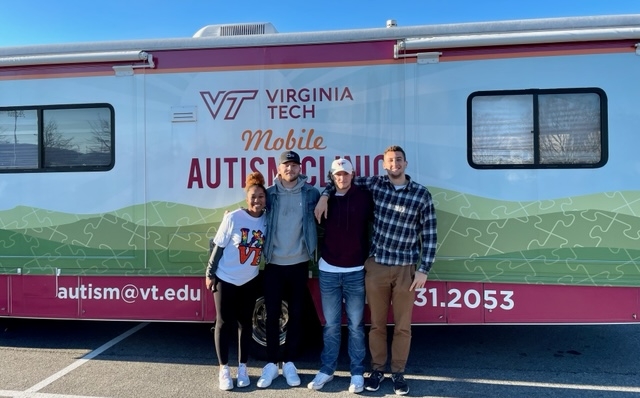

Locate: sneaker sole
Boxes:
[349,385,364,393]
[365,378,383,392]
[256,380,271,388]
[286,379,301,387]
[395,389,409,396]
[257,376,277,388]
[257,370,279,388]
[307,375,334,390]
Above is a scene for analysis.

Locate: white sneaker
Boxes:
[218,365,233,391]
[349,375,365,393]
[282,361,301,386]
[307,372,333,390]
[257,363,279,388]
[236,363,250,388]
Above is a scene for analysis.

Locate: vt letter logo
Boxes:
[200,90,259,120]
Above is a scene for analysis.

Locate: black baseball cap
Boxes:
[279,150,301,165]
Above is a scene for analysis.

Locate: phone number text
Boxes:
[414,288,514,310]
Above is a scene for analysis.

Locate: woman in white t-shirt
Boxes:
[206,172,267,391]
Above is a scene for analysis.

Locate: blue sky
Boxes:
[1,0,639,46]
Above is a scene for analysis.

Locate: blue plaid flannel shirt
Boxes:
[323,174,437,273]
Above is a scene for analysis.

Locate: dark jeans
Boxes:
[264,261,309,363]
[213,276,259,365]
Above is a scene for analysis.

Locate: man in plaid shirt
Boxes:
[315,145,437,396]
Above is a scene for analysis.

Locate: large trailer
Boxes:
[1,15,639,342]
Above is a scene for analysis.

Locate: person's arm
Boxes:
[205,212,233,291]
[417,191,437,275]
[410,192,436,291]
[205,244,225,292]
[353,175,369,188]
[314,174,335,222]
[315,211,325,262]
[315,175,373,222]
[314,195,329,223]
[409,204,437,291]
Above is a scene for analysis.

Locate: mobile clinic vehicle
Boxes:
[1,14,640,348]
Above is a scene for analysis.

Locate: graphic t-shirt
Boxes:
[213,208,266,286]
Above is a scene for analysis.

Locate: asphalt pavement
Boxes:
[2,319,640,397]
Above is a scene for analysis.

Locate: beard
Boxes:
[281,172,299,182]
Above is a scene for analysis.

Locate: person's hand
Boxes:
[206,277,215,291]
[314,196,329,223]
[410,271,428,291]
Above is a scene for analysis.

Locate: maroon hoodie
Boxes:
[320,185,373,267]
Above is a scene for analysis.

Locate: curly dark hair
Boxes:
[245,172,267,194]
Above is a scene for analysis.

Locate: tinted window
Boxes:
[0,104,114,172]
[468,89,607,169]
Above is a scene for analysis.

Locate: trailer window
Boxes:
[0,104,114,172]
[467,89,607,169]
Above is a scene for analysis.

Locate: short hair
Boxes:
[384,145,406,161]
[326,170,353,182]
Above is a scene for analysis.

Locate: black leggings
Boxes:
[264,261,309,363]
[213,276,259,365]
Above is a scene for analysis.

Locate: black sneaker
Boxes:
[364,370,384,391]
[391,373,409,396]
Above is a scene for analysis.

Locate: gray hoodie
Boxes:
[264,175,320,265]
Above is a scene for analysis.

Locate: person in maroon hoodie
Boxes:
[307,158,373,394]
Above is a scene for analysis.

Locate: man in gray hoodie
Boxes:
[257,150,320,389]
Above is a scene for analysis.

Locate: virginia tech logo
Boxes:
[200,90,258,120]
